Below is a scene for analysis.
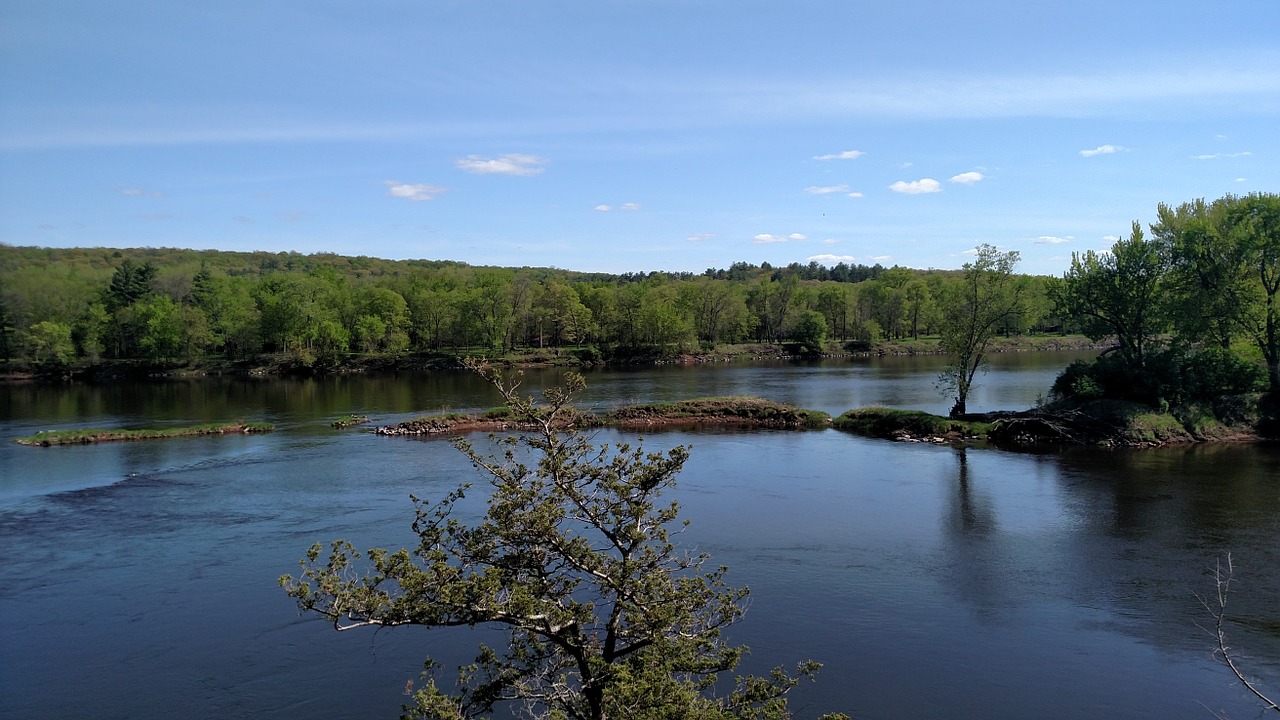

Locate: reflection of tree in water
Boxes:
[937,446,1010,621]
[1052,443,1280,682]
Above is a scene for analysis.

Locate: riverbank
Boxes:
[0,334,1102,383]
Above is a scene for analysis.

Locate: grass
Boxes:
[330,414,371,429]
[16,421,274,446]
[608,396,830,427]
[832,407,991,440]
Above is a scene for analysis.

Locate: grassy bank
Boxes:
[15,421,274,446]
[374,396,827,436]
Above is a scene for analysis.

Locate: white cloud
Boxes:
[897,162,913,169]
[808,254,857,264]
[950,171,984,185]
[1102,235,1120,243]
[1236,177,1248,182]
[687,232,717,242]
[1079,144,1128,157]
[594,204,612,212]
[868,255,893,263]
[620,202,640,211]
[889,178,942,194]
[813,150,864,161]
[804,184,850,195]
[847,191,864,198]
[1193,151,1252,160]
[753,232,807,244]
[385,181,446,201]
[822,239,839,245]
[455,153,546,176]
[1034,235,1073,245]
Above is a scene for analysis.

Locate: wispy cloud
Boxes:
[1193,151,1252,160]
[594,204,611,212]
[687,232,717,242]
[950,171,984,185]
[455,153,546,176]
[1079,144,1128,157]
[385,181,446,201]
[804,184,851,195]
[753,233,807,244]
[596,202,641,211]
[846,192,864,198]
[813,150,863,161]
[889,178,941,194]
[1034,235,1074,245]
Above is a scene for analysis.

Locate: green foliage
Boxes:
[1050,348,1265,409]
[833,407,991,439]
[1154,192,1280,391]
[22,320,75,366]
[281,367,842,720]
[609,396,829,427]
[790,310,828,354]
[1051,221,1168,368]
[1,243,1052,369]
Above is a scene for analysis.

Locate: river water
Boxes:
[2,351,1278,719]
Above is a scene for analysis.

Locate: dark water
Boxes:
[2,352,1278,719]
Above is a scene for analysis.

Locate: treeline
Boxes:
[0,244,1063,369]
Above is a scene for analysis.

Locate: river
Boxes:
[1,351,1277,719]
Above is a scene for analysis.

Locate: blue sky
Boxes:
[2,1,1277,276]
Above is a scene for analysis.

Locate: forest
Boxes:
[2,191,1275,412]
[0,244,1060,370]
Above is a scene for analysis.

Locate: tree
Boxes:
[1050,221,1168,370]
[1155,193,1280,392]
[281,367,844,720]
[791,310,828,353]
[23,320,75,366]
[938,245,1026,417]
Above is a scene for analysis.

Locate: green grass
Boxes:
[16,421,274,446]
[832,407,991,440]
[330,414,371,429]
[609,396,830,427]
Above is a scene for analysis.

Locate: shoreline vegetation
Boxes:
[15,421,273,447]
[0,334,1101,383]
[367,394,1274,450]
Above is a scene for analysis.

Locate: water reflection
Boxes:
[5,354,1280,720]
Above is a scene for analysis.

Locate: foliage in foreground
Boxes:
[281,366,846,720]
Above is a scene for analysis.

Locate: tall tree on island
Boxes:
[937,244,1027,417]
[1050,221,1169,371]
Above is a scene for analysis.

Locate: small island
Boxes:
[374,396,829,436]
[15,421,274,447]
